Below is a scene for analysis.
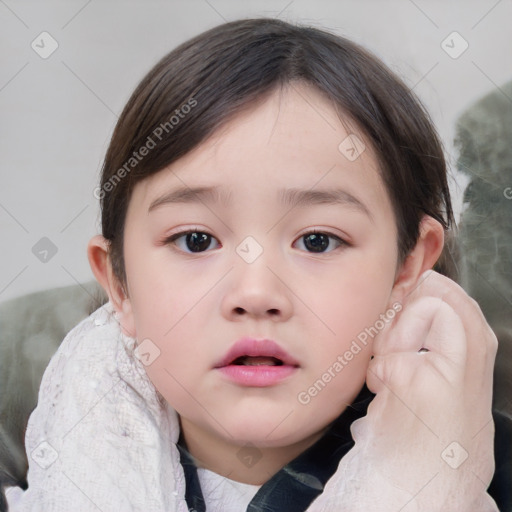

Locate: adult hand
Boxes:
[353,270,498,510]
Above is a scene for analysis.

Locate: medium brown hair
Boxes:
[98,18,453,286]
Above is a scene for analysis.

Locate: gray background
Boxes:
[1,0,511,302]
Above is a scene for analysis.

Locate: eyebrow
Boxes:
[279,187,372,219]
[148,186,230,212]
[148,185,372,219]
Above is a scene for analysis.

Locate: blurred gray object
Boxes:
[455,80,512,418]
[0,282,106,510]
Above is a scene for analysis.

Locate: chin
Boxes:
[221,412,317,448]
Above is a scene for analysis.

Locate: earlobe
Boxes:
[87,235,136,337]
[87,235,123,308]
[390,216,445,303]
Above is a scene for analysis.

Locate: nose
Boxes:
[220,256,294,322]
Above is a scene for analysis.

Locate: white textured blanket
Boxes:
[8,304,498,511]
[9,304,188,511]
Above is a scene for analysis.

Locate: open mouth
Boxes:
[215,337,299,369]
[214,337,299,386]
[218,353,297,386]
[231,356,284,366]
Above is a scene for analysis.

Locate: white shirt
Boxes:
[197,467,261,512]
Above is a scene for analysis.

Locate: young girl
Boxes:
[9,18,509,511]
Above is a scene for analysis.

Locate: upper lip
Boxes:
[214,337,300,368]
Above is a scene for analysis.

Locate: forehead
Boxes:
[130,83,393,221]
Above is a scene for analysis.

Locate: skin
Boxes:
[329,272,498,509]
[89,83,445,485]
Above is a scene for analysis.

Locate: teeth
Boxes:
[233,356,283,366]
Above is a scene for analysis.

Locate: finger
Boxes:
[402,271,497,372]
[373,296,466,361]
[366,352,423,393]
[368,339,465,395]
[419,298,467,360]
[404,271,488,341]
[373,296,436,355]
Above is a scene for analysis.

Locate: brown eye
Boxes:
[184,232,213,252]
[166,230,220,253]
[294,231,344,253]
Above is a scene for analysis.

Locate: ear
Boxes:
[390,216,445,304]
[87,235,136,337]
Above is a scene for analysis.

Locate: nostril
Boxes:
[232,307,280,316]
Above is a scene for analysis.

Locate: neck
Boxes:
[178,417,328,485]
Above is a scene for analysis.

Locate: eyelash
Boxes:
[162,228,348,255]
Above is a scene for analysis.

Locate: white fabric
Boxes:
[196,468,260,511]
[8,303,499,512]
[9,303,188,512]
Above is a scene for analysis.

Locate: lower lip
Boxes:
[217,364,298,387]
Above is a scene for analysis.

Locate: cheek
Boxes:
[134,311,210,416]
[124,256,216,394]
[304,249,396,395]
[309,266,395,346]
[124,245,190,335]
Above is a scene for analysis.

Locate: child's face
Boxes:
[120,84,399,450]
